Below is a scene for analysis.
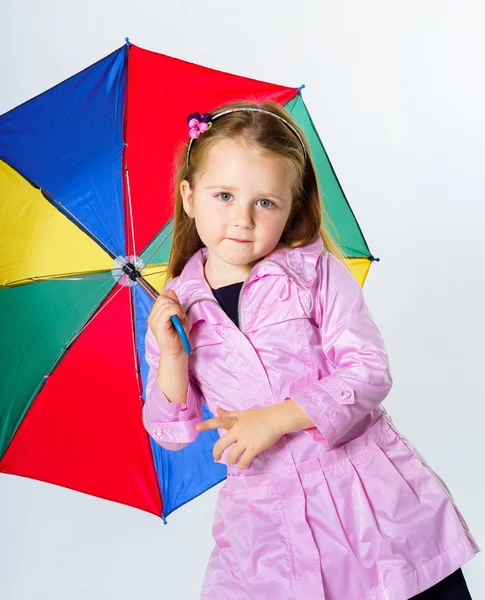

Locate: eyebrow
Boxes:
[205,185,288,202]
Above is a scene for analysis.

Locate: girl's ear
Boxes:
[180,180,195,218]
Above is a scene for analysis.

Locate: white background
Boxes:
[1,0,484,598]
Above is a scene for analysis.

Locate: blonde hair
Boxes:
[166,99,346,279]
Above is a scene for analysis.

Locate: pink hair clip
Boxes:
[187,112,212,139]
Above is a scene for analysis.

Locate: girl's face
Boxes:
[180,137,294,284]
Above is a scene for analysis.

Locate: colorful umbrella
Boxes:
[0,40,376,520]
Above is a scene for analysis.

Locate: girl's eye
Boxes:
[257,199,274,209]
[218,193,232,202]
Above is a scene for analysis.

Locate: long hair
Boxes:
[166,99,346,279]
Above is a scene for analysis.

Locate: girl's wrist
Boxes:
[276,399,315,435]
[159,351,188,363]
[156,354,189,404]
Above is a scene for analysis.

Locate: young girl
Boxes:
[143,100,479,599]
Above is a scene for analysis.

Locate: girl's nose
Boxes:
[232,205,253,228]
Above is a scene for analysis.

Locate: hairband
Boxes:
[186,107,307,170]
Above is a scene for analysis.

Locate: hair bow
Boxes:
[187,112,212,139]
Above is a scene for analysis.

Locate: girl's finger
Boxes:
[151,292,183,317]
[148,298,176,325]
[213,430,237,461]
[164,289,182,306]
[150,300,186,327]
[237,448,254,471]
[196,416,233,432]
[196,418,219,432]
[216,407,239,418]
[227,441,246,466]
[160,306,187,326]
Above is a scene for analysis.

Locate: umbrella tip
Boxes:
[125,37,130,44]
[297,84,306,92]
[162,516,168,525]
[372,256,380,262]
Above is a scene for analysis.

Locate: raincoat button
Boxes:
[340,390,351,400]
[154,427,163,437]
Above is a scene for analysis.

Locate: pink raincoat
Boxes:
[143,237,479,599]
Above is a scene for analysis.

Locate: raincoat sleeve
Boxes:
[289,251,393,449]
[142,326,203,451]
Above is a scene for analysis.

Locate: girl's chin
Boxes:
[206,244,267,267]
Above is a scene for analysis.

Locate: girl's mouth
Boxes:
[228,238,252,244]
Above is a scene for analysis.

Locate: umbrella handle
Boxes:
[170,315,192,355]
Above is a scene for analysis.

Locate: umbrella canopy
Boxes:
[0,41,375,520]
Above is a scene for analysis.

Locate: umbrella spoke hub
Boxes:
[111,255,146,288]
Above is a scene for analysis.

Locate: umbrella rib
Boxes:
[129,279,165,514]
[140,221,173,269]
[138,267,167,279]
[42,188,117,259]
[3,269,124,288]
[63,280,128,348]
[125,167,137,258]
[0,158,118,260]
[129,284,144,402]
[32,280,128,397]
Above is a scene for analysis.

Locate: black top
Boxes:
[211,281,244,328]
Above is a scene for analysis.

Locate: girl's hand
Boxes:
[196,405,288,470]
[147,289,189,358]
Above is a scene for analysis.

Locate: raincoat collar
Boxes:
[171,235,324,312]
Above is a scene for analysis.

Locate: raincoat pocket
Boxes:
[188,321,227,396]
[189,320,225,350]
[372,425,433,498]
[221,473,294,590]
[364,441,431,517]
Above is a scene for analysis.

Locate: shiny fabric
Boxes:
[143,237,479,599]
